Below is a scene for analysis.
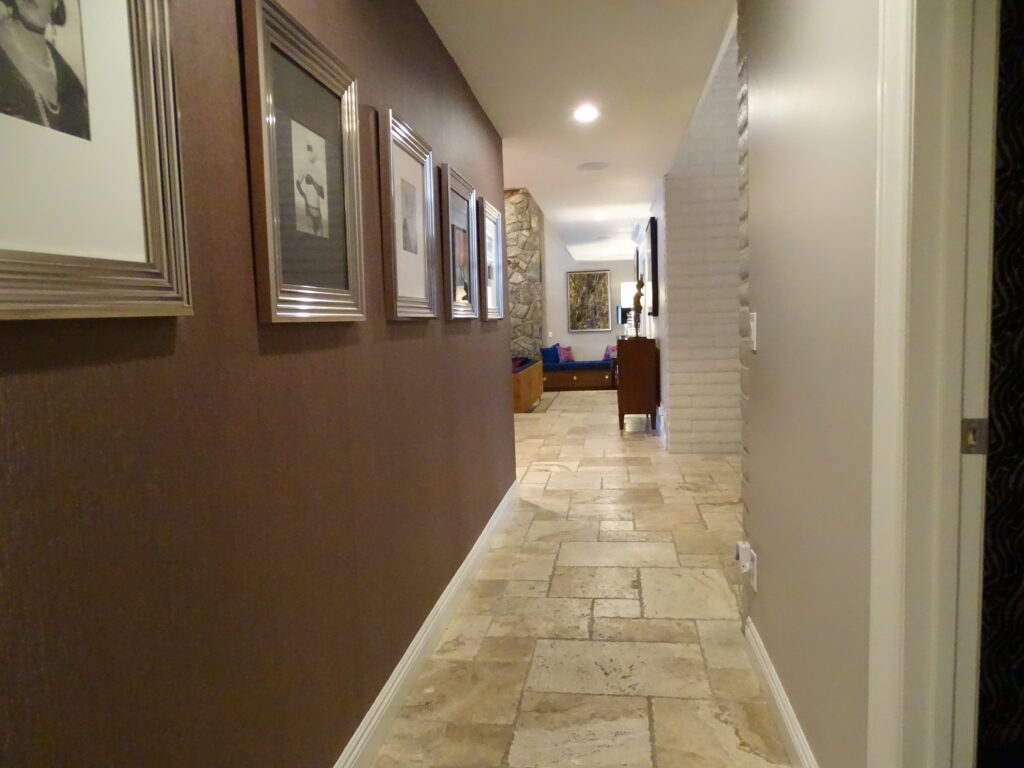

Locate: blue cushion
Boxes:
[540,345,561,365]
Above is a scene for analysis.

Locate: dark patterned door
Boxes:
[978,3,1024,766]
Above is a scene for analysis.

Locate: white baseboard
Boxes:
[331,482,519,768]
[744,617,820,768]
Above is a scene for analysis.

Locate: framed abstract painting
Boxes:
[378,108,437,320]
[567,269,611,332]
[241,0,366,322]
[0,0,190,319]
[439,163,478,319]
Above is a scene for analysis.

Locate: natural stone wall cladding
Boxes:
[505,189,545,360]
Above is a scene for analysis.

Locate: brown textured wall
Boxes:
[0,1,513,766]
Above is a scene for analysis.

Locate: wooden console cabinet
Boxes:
[616,337,660,429]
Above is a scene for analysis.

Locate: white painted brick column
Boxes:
[663,39,741,454]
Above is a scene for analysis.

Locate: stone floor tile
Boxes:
[570,488,664,505]
[672,529,739,555]
[434,614,493,660]
[488,596,591,639]
[592,617,699,643]
[372,718,511,767]
[478,545,557,581]
[548,566,640,599]
[633,505,703,531]
[524,519,600,543]
[652,698,788,767]
[517,487,572,514]
[558,541,679,568]
[504,580,549,597]
[475,636,536,662]
[601,529,675,543]
[404,659,530,725]
[593,598,642,618]
[527,639,710,698]
[567,502,636,521]
[642,568,737,619]
[600,520,635,532]
[545,473,603,490]
[456,579,507,615]
[508,692,652,768]
[709,667,766,701]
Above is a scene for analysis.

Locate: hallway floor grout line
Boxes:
[370,390,788,768]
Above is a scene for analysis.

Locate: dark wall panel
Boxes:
[979,2,1024,764]
[0,1,513,766]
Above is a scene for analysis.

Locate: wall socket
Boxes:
[736,541,758,592]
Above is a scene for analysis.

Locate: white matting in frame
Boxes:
[0,2,146,262]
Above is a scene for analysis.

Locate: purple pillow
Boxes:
[558,346,575,362]
[603,345,617,360]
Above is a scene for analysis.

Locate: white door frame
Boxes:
[868,0,999,765]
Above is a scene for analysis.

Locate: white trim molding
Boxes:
[867,0,915,764]
[744,618,820,768]
[331,482,519,768]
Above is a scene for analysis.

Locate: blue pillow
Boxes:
[540,344,560,365]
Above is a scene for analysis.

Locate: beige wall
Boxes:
[542,223,634,361]
[739,1,879,766]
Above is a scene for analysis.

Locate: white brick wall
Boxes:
[663,38,741,454]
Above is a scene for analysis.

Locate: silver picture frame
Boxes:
[378,108,437,320]
[439,164,478,320]
[242,0,366,323]
[477,198,504,321]
[0,0,190,320]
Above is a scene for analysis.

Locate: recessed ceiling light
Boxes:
[573,103,600,123]
[577,161,608,172]
[593,213,607,222]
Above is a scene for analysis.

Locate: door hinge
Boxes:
[961,418,989,455]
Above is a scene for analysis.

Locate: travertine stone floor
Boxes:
[371,391,788,768]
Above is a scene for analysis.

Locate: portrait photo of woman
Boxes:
[0,0,89,140]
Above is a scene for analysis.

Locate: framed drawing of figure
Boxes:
[241,0,366,323]
[0,0,191,319]
[378,108,437,320]
[478,197,504,320]
[439,163,478,320]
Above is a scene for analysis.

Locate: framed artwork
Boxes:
[378,108,437,320]
[645,215,659,316]
[241,0,366,323]
[0,0,190,319]
[439,163,478,319]
[478,197,504,320]
[567,269,611,332]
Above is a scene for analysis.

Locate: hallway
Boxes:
[371,391,788,767]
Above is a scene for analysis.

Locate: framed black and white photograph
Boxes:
[241,0,365,323]
[378,108,437,320]
[645,215,659,316]
[439,163,478,320]
[478,197,504,320]
[0,0,190,319]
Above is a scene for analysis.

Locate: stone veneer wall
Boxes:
[505,189,545,360]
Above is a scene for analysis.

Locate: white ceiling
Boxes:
[417,0,735,261]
